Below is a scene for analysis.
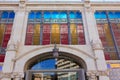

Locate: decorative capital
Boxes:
[91,39,104,50]
[87,70,109,77]
[19,0,26,10]
[11,72,23,78]
[0,72,12,79]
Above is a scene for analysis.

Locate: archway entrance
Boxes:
[24,52,87,80]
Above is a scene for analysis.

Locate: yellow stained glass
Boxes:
[110,63,120,68]
[104,23,114,46]
[33,24,40,45]
[51,24,60,44]
[117,23,120,29]
[70,24,78,45]
[0,24,5,46]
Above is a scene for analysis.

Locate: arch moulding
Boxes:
[14,45,95,72]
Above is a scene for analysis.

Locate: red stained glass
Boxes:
[2,34,10,47]
[27,24,34,32]
[112,23,120,47]
[5,24,12,34]
[60,24,68,44]
[104,53,110,60]
[42,24,50,45]
[25,24,34,45]
[0,54,5,62]
[77,24,85,44]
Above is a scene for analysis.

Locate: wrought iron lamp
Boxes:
[53,43,59,58]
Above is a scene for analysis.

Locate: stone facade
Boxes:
[0,0,120,80]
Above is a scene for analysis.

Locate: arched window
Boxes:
[25,11,85,45]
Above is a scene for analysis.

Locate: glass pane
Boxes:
[0,24,5,46]
[25,24,34,45]
[5,24,12,34]
[9,11,15,18]
[31,59,56,70]
[51,24,60,44]
[95,12,101,19]
[108,12,118,19]
[44,11,51,19]
[0,66,2,71]
[35,12,41,19]
[31,72,79,80]
[0,55,5,62]
[33,24,40,45]
[2,34,10,48]
[1,11,8,18]
[60,24,68,44]
[101,11,107,19]
[115,12,120,18]
[70,12,75,19]
[76,12,82,19]
[95,11,118,60]
[60,12,67,19]
[52,11,59,19]
[70,24,78,44]
[42,24,50,45]
[28,12,35,19]
[77,24,85,44]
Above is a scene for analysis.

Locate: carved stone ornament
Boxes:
[87,70,109,78]
[0,72,12,79]
[19,0,26,9]
[11,72,23,78]
[6,40,19,51]
[91,39,104,50]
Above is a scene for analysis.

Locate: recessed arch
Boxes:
[24,51,87,71]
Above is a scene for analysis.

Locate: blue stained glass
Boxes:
[9,11,15,18]
[95,12,101,19]
[76,12,82,19]
[44,11,51,19]
[1,11,8,19]
[115,12,120,18]
[36,12,41,19]
[70,12,75,19]
[60,12,67,18]
[0,66,2,71]
[52,11,59,19]
[31,59,56,70]
[100,11,106,19]
[28,12,35,19]
[108,12,117,19]
[107,64,111,69]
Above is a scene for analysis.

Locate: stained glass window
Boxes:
[25,11,85,45]
[0,11,15,62]
[95,11,120,60]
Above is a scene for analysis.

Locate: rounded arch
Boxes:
[24,51,87,71]
[15,46,94,73]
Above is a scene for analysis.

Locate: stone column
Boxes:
[2,1,26,79]
[83,1,110,80]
